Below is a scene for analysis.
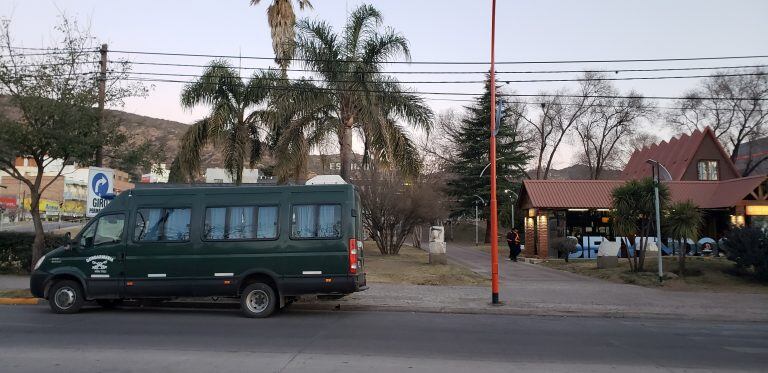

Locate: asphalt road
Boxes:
[0,220,82,233]
[1,305,767,372]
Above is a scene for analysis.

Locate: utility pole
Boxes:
[95,43,108,167]
[488,0,500,305]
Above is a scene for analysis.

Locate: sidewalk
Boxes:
[438,241,768,321]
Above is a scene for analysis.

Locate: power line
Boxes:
[116,70,766,84]
[111,60,768,75]
[121,76,768,101]
[108,49,768,65]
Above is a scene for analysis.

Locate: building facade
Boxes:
[518,128,768,259]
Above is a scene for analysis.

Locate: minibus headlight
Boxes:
[34,255,46,270]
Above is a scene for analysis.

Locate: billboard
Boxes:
[86,167,114,218]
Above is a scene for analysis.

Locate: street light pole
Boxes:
[647,159,665,283]
[488,0,500,305]
[473,195,485,246]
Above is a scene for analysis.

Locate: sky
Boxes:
[3,0,768,167]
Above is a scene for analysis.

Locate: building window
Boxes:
[134,208,191,241]
[203,206,278,240]
[697,160,719,180]
[291,204,342,239]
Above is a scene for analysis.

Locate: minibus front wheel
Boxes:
[48,280,84,314]
[241,282,277,318]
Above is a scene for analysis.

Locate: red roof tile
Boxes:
[621,128,739,181]
[520,175,766,209]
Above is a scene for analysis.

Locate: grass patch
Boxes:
[0,289,33,298]
[541,256,768,293]
[363,242,488,286]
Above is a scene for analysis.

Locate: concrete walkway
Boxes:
[442,241,768,321]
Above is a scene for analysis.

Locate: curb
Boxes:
[3,298,766,323]
[0,297,41,305]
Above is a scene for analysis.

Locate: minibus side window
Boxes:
[291,204,341,239]
[134,208,191,242]
[94,214,125,245]
[203,205,278,240]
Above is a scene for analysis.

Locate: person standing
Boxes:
[507,228,521,261]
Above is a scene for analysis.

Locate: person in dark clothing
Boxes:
[507,229,521,261]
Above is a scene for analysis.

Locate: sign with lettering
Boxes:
[86,167,114,218]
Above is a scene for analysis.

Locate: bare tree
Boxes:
[667,69,768,175]
[574,79,655,179]
[358,167,446,255]
[419,109,463,172]
[518,72,606,179]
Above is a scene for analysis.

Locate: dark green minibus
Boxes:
[30,184,367,318]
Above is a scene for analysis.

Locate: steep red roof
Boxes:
[622,127,739,180]
[520,175,766,209]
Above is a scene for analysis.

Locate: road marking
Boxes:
[147,273,166,278]
[302,271,322,275]
[214,273,234,277]
[90,274,110,278]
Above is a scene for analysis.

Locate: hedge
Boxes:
[0,232,66,274]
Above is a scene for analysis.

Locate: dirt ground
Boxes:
[541,256,768,294]
[0,289,32,298]
[363,242,488,286]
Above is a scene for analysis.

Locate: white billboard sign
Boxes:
[86,167,114,218]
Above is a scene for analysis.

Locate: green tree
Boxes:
[611,178,670,272]
[169,61,279,184]
[0,17,145,267]
[250,0,313,74]
[446,77,531,243]
[294,4,432,181]
[665,200,702,277]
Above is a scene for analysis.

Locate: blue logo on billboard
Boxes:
[91,172,110,197]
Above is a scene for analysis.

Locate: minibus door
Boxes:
[75,213,127,298]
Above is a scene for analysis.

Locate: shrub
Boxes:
[552,236,578,262]
[722,227,768,282]
[0,232,65,274]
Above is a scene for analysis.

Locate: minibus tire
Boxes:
[48,280,85,314]
[241,283,277,318]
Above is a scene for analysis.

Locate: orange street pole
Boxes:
[489,0,500,305]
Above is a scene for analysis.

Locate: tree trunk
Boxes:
[29,191,45,272]
[339,115,354,182]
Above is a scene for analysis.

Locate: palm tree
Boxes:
[250,0,313,73]
[611,178,670,272]
[665,200,703,277]
[169,60,279,184]
[263,78,336,182]
[293,4,433,180]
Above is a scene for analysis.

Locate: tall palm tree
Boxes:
[169,60,279,184]
[665,200,703,277]
[294,4,433,180]
[250,0,313,73]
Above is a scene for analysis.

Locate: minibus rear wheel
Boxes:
[241,282,277,318]
[48,280,84,314]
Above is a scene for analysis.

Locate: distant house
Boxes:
[517,128,768,259]
[203,168,273,184]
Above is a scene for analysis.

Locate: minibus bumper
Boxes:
[29,270,50,298]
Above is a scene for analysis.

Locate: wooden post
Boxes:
[95,43,108,167]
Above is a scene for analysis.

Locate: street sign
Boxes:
[86,167,114,218]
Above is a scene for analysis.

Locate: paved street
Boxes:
[444,242,768,321]
[1,305,767,372]
[0,220,82,233]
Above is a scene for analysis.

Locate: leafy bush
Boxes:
[0,232,65,274]
[722,227,768,282]
[552,236,578,262]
